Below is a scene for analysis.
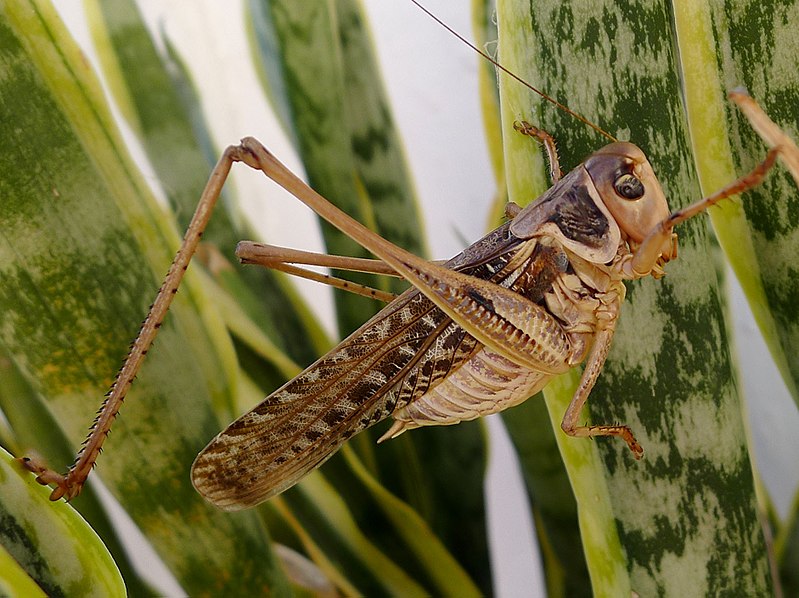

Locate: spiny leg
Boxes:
[21,144,249,501]
[513,120,563,183]
[235,241,452,302]
[262,261,397,303]
[236,242,398,303]
[236,242,401,276]
[560,327,643,459]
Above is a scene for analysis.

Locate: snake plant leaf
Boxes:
[247,1,490,591]
[247,0,427,333]
[0,544,47,598]
[0,347,155,597]
[339,445,482,597]
[84,0,326,373]
[0,447,125,598]
[471,1,591,592]
[270,474,430,597]
[497,0,778,594]
[0,1,290,594]
[675,1,799,407]
[471,0,510,228]
[501,398,591,597]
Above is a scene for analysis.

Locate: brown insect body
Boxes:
[191,141,675,510]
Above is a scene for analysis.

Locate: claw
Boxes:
[18,456,78,501]
[620,427,644,460]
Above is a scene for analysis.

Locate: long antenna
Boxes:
[409,0,617,142]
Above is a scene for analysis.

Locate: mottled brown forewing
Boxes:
[191,217,568,509]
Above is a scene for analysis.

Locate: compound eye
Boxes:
[613,173,645,199]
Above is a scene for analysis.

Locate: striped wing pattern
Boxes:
[191,222,563,509]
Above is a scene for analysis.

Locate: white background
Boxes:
[54,1,799,596]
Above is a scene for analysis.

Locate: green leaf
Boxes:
[0,544,47,598]
[497,0,779,593]
[475,2,590,593]
[471,0,509,227]
[0,448,124,597]
[247,0,426,333]
[272,474,428,597]
[0,347,156,597]
[0,1,290,594]
[675,1,799,405]
[340,446,482,597]
[778,490,799,595]
[501,397,591,597]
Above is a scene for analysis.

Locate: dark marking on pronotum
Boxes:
[549,184,609,247]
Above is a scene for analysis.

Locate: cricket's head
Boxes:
[585,142,677,265]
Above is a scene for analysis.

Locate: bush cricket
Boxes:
[20,5,792,513]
